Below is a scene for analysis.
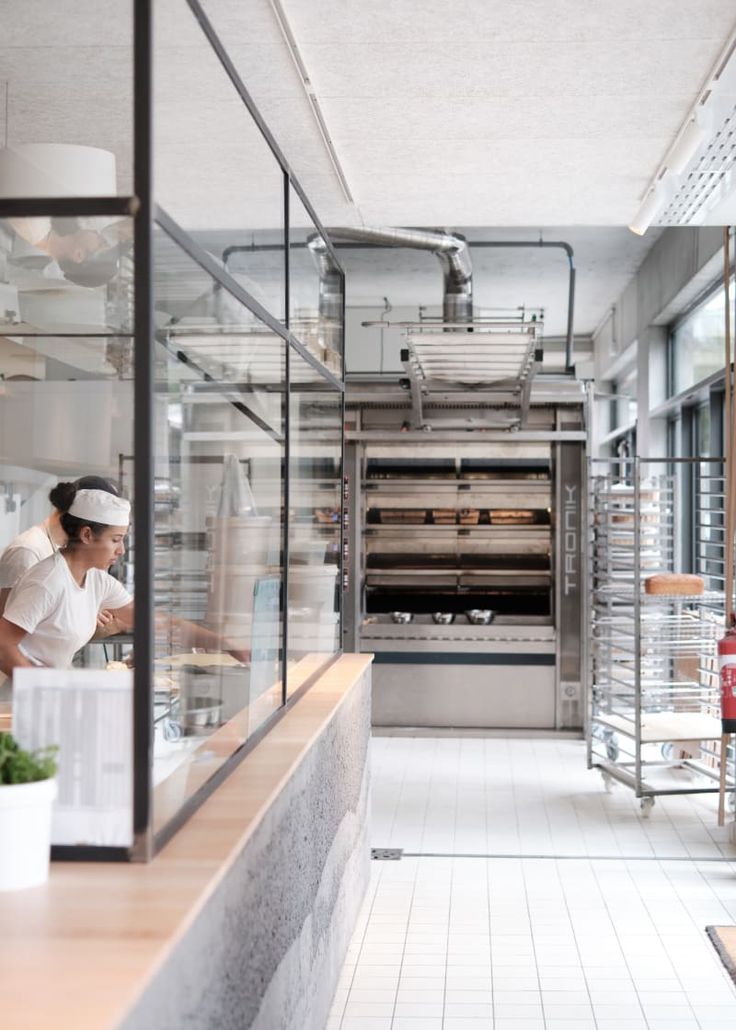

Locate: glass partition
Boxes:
[0,213,135,849]
[670,285,727,396]
[154,0,285,318]
[151,225,285,835]
[287,350,342,695]
[289,183,343,374]
[0,2,133,195]
[0,1,344,859]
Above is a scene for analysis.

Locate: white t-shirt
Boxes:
[4,552,132,669]
[0,524,56,589]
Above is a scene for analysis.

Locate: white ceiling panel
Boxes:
[191,1,736,229]
[299,40,721,101]
[1,0,131,46]
[344,137,669,182]
[283,0,736,45]
[320,94,690,143]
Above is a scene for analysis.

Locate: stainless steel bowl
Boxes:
[432,612,455,624]
[466,609,495,625]
[390,611,413,624]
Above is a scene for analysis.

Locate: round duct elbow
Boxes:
[308,226,473,324]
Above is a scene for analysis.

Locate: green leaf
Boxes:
[0,732,58,784]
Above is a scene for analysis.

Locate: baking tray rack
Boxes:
[587,457,733,814]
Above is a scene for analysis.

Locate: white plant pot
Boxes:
[0,778,57,891]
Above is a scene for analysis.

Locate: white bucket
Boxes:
[208,516,278,568]
[0,777,57,891]
[289,565,338,612]
[207,564,269,621]
[289,611,340,653]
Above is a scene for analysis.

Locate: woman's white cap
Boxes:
[68,489,130,526]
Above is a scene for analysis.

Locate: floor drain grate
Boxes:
[371,847,403,861]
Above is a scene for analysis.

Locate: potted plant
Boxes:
[0,732,58,891]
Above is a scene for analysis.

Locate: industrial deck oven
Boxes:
[343,378,587,730]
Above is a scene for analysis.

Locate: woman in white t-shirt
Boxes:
[0,489,133,676]
[0,475,120,616]
[0,488,249,681]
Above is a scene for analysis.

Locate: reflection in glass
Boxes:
[0,215,134,330]
[2,3,132,194]
[289,184,344,374]
[0,215,134,501]
[154,0,285,318]
[151,225,285,834]
[287,351,342,695]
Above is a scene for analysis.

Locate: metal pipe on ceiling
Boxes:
[308,226,473,325]
[468,241,576,373]
[223,234,576,371]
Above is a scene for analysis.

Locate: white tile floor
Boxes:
[328,737,736,1030]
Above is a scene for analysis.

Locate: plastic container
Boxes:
[0,777,57,891]
[207,515,278,567]
[289,565,338,612]
[207,564,271,621]
[288,611,340,653]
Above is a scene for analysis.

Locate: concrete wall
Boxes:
[121,665,372,1030]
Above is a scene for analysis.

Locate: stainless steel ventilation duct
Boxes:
[308,226,473,324]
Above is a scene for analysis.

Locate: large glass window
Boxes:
[289,184,343,375]
[287,352,342,696]
[0,2,345,858]
[154,0,285,319]
[0,214,135,848]
[669,286,728,396]
[609,370,637,436]
[151,226,285,834]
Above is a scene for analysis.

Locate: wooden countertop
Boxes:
[0,653,372,1030]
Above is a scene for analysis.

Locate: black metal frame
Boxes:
[1,0,346,861]
[131,0,155,862]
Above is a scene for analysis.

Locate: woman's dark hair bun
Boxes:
[48,481,77,513]
[49,476,118,514]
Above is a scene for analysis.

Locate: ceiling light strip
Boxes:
[629,24,736,232]
[267,0,354,204]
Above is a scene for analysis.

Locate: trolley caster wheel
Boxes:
[728,792,736,814]
[601,770,614,793]
[729,821,736,846]
[640,796,655,818]
[606,737,620,762]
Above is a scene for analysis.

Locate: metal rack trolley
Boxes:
[587,456,733,814]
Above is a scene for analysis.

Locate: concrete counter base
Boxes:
[0,654,373,1030]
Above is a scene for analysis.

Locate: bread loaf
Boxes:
[644,573,704,596]
[458,508,480,525]
[490,509,535,525]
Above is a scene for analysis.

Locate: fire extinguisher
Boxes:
[718,619,736,733]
